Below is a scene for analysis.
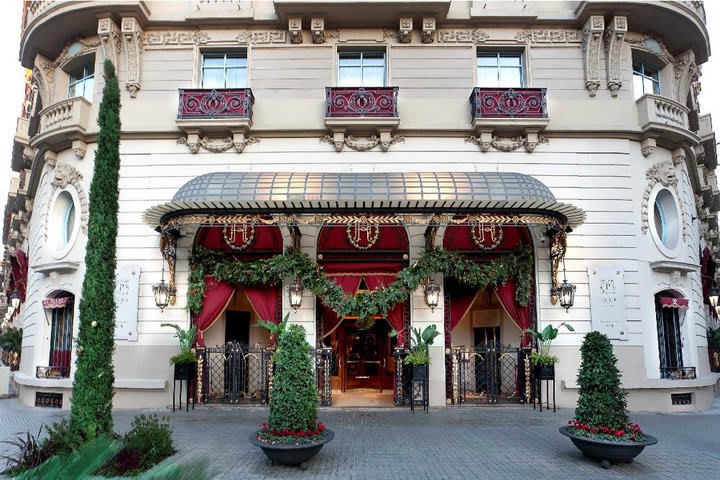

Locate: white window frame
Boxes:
[67,61,94,102]
[337,50,387,87]
[476,50,525,88]
[200,52,248,89]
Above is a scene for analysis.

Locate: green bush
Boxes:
[40,419,85,459]
[574,331,628,430]
[267,324,318,432]
[0,327,23,350]
[125,414,175,471]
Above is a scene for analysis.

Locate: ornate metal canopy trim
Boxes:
[142,172,586,229]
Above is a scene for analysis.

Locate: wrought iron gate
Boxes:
[448,341,530,405]
[195,343,333,406]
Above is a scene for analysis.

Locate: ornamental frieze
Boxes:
[236,30,287,44]
[465,134,548,153]
[514,29,581,44]
[178,135,259,154]
[143,30,210,46]
[437,29,489,43]
[320,134,405,152]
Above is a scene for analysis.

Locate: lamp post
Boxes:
[10,289,20,310]
[288,279,303,311]
[424,278,441,312]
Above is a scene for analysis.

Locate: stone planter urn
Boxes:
[559,426,657,469]
[249,430,335,470]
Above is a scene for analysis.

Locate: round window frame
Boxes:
[648,185,682,258]
[49,187,81,260]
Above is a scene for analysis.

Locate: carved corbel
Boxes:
[641,138,656,157]
[604,16,627,98]
[524,130,542,153]
[159,230,178,305]
[178,131,201,153]
[422,18,436,43]
[43,150,57,167]
[25,198,33,214]
[672,148,686,166]
[97,17,121,68]
[582,16,604,97]
[465,130,492,152]
[311,18,325,44]
[32,54,54,108]
[121,17,144,98]
[231,130,260,153]
[72,140,87,159]
[674,49,700,107]
[289,17,303,44]
[399,18,412,43]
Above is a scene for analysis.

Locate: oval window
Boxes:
[50,190,79,258]
[652,188,680,251]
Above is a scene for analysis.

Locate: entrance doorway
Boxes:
[339,321,392,392]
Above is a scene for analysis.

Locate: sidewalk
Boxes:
[1,398,719,479]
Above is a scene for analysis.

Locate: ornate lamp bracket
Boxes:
[548,228,567,305]
[160,229,180,305]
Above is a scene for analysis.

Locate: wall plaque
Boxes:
[114,265,140,341]
[588,266,627,340]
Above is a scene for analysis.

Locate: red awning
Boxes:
[42,297,69,309]
[659,297,689,309]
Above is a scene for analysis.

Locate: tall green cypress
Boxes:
[70,60,121,439]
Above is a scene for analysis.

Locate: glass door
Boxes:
[341,325,385,391]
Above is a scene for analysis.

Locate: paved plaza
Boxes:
[0,397,719,479]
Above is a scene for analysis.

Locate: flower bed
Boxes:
[567,419,647,443]
[256,423,327,446]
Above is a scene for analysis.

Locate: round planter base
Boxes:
[249,430,334,468]
[560,426,657,468]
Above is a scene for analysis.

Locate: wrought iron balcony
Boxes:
[177,88,254,120]
[326,87,398,118]
[660,366,697,380]
[30,96,92,152]
[470,87,547,119]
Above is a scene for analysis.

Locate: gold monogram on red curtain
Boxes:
[346,220,380,250]
[470,222,504,250]
[222,222,256,250]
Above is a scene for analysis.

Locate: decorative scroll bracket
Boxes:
[604,16,627,98]
[178,129,259,154]
[321,130,405,152]
[97,17,121,68]
[121,17,144,98]
[466,130,548,153]
[160,230,179,305]
[548,229,567,305]
[582,16,604,97]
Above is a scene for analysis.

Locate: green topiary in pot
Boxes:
[258,324,326,445]
[568,331,646,442]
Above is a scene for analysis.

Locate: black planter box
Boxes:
[250,430,334,470]
[411,364,429,382]
[173,361,197,381]
[534,363,555,380]
[559,426,657,469]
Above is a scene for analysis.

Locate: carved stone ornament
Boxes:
[624,32,674,65]
[32,54,54,108]
[604,16,627,98]
[236,30,287,44]
[48,163,89,235]
[582,16,604,97]
[674,50,700,109]
[641,138,656,157]
[121,17,144,98]
[98,17,121,67]
[143,30,210,47]
[54,38,101,69]
[178,134,259,154]
[465,134,548,153]
[289,17,303,44]
[422,18,436,43]
[320,134,405,152]
[641,161,686,239]
[399,17,413,43]
[311,18,325,44]
[514,29,581,44]
[438,29,489,43]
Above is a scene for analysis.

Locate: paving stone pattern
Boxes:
[0,398,719,479]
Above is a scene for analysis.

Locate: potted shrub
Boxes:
[161,323,197,380]
[560,331,657,468]
[707,327,720,372]
[391,324,439,381]
[249,324,333,470]
[523,322,574,380]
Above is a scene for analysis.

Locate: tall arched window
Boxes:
[655,291,686,378]
[43,292,75,378]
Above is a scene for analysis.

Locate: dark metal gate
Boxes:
[448,341,530,405]
[195,343,333,406]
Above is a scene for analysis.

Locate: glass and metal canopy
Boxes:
[142,172,586,230]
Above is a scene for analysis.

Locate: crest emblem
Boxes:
[222,222,255,251]
[346,219,380,250]
[470,222,504,250]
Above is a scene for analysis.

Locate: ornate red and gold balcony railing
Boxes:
[326,87,399,118]
[470,87,547,119]
[177,88,254,119]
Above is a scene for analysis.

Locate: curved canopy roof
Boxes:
[143,172,586,228]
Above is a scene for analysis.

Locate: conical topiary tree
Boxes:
[70,59,121,439]
[574,331,628,430]
[267,324,319,433]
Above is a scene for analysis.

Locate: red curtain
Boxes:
[243,284,281,324]
[494,279,532,347]
[364,275,406,346]
[445,281,479,333]
[320,276,362,338]
[195,276,234,346]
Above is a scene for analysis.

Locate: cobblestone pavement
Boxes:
[1,397,719,480]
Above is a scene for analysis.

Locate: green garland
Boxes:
[187,244,534,321]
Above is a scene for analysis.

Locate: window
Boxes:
[49,294,74,378]
[655,292,683,379]
[49,189,80,258]
[633,60,660,99]
[338,51,386,87]
[67,62,94,102]
[201,53,247,89]
[651,188,680,252]
[477,52,523,88]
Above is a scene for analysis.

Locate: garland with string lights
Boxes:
[187,244,534,320]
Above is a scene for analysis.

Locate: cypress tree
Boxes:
[70,59,121,439]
